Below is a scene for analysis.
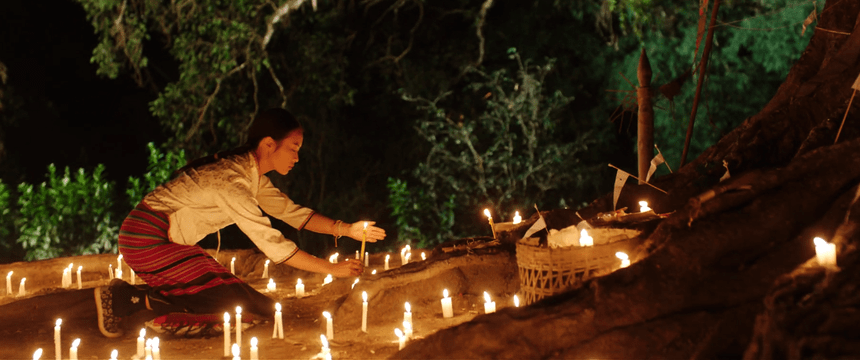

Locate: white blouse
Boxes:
[143,151,314,263]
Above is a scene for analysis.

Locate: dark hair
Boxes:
[174,108,302,175]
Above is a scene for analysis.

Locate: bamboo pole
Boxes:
[637,48,654,185]
[680,0,721,168]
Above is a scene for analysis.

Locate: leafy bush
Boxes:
[126,142,187,208]
[387,177,455,248]
[16,164,119,260]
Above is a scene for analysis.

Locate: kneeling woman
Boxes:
[96,108,385,337]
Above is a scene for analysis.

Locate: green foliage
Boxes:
[398,51,595,241]
[126,142,187,208]
[16,164,119,260]
[387,177,455,248]
[0,180,16,249]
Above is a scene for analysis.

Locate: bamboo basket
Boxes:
[516,237,638,305]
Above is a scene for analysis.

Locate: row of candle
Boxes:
[223,306,263,359]
[42,318,154,360]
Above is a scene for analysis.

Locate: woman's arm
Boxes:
[303,213,386,242]
[284,249,364,277]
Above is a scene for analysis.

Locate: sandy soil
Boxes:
[0,249,509,360]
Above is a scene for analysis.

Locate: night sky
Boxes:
[0,0,165,185]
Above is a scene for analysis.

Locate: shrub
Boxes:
[126,142,187,208]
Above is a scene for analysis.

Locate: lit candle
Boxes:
[76,266,82,289]
[639,201,651,213]
[404,252,411,265]
[364,252,369,267]
[484,209,496,239]
[231,257,236,275]
[250,337,258,360]
[580,229,593,247]
[421,252,426,261]
[483,292,496,314]
[361,222,368,263]
[514,295,520,307]
[236,306,243,348]
[329,253,339,264]
[108,264,113,280]
[223,312,231,357]
[323,274,332,285]
[295,279,305,298]
[69,339,80,360]
[272,303,283,339]
[404,302,412,329]
[361,291,368,333]
[394,328,405,350]
[33,349,42,360]
[115,267,122,280]
[110,349,117,360]
[231,343,240,360]
[355,250,359,259]
[616,252,630,268]
[320,335,330,359]
[6,271,12,295]
[441,289,453,318]
[513,211,522,224]
[322,311,333,340]
[814,237,837,267]
[267,278,276,292]
[61,268,68,288]
[403,320,413,339]
[384,255,390,270]
[18,277,26,297]
[117,255,123,273]
[144,339,152,358]
[352,278,359,289]
[136,328,145,359]
[371,270,377,275]
[262,260,270,279]
[54,319,62,360]
[152,337,160,360]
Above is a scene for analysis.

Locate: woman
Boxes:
[95,108,385,338]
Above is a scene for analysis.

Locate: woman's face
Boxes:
[271,129,304,175]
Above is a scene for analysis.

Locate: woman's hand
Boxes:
[346,221,386,242]
[331,259,364,277]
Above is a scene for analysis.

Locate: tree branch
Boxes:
[261,0,306,49]
[474,0,494,67]
[184,62,247,144]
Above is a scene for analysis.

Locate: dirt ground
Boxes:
[0,249,512,360]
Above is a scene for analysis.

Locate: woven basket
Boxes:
[516,237,637,305]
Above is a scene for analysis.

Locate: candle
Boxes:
[355,250,359,259]
[136,328,145,359]
[296,279,305,298]
[231,257,236,275]
[273,303,284,339]
[267,278,276,292]
[70,339,80,360]
[322,311,333,340]
[639,201,651,212]
[403,320,413,339]
[400,245,411,265]
[110,349,117,360]
[361,222,368,263]
[441,289,453,318]
[250,337,259,360]
[130,269,136,285]
[513,211,522,224]
[514,295,520,307]
[384,255,390,270]
[580,229,593,247]
[365,252,369,267]
[371,270,377,275]
[421,252,426,261]
[18,277,26,297]
[484,209,496,239]
[352,278,359,289]
[115,267,122,280]
[394,328,405,350]
[76,266,82,289]
[231,343,240,360]
[320,335,331,360]
[152,337,161,360]
[262,260,270,279]
[144,338,152,358]
[223,312,231,357]
[404,252,411,265]
[323,274,332,285]
[616,252,630,268]
[108,264,113,280]
[814,237,837,267]
[483,292,496,314]
[329,253,338,264]
[404,302,412,329]
[6,271,12,295]
[33,349,42,360]
[361,291,368,333]
[62,268,68,288]
[236,306,243,348]
[54,319,61,360]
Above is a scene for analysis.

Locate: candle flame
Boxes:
[443,289,449,298]
[364,221,368,229]
[269,278,275,285]
[362,291,368,302]
[32,348,42,360]
[323,311,331,319]
[405,302,411,313]
[7,271,11,277]
[297,278,303,285]
[385,254,390,260]
[152,337,159,350]
[68,263,73,269]
[56,319,62,327]
[77,266,81,271]
[513,211,522,224]
[231,343,239,357]
[320,334,329,349]
[483,208,492,219]
[395,328,404,338]
[615,252,629,260]
[21,278,25,283]
[224,312,230,322]
[421,252,426,260]
[276,303,282,312]
[118,255,122,261]
[372,269,377,274]
[145,339,152,347]
[639,200,651,212]
[236,306,242,314]
[514,295,520,307]
[580,229,593,247]
[231,257,235,263]
[71,339,80,348]
[814,237,827,246]
[251,337,258,347]
[484,291,491,303]
[139,328,145,337]
[265,259,270,265]
[110,349,117,360]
